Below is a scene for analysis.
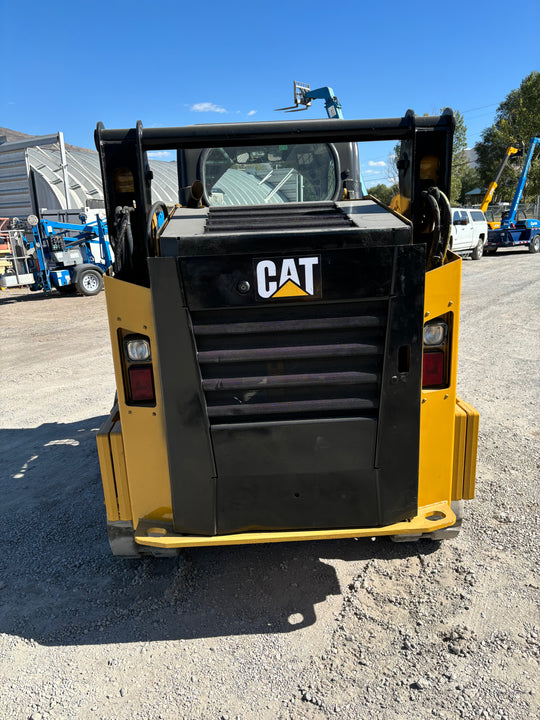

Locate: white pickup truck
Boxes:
[450,208,488,260]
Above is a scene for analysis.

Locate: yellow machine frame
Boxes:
[97,251,478,552]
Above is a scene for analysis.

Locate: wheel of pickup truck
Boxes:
[76,268,103,296]
[528,235,540,253]
[471,237,484,260]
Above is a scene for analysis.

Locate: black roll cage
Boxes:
[95,111,454,285]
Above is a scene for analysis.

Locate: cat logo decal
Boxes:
[255,256,321,300]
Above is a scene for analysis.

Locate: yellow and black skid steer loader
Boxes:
[95,110,478,557]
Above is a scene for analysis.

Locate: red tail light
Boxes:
[128,365,155,403]
[422,351,444,388]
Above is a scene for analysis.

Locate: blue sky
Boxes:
[2,0,539,187]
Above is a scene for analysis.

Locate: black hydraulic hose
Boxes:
[421,191,440,233]
[114,206,135,275]
[420,190,439,270]
[429,187,452,266]
[436,189,452,261]
[421,187,451,270]
[146,202,169,256]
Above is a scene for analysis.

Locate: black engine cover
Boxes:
[150,203,425,535]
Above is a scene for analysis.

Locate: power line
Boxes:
[362,175,391,183]
[462,103,498,114]
[463,111,498,122]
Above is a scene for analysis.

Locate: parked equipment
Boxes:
[0,215,113,294]
[95,110,479,557]
[277,82,367,196]
[0,218,35,288]
[0,217,9,251]
[480,145,521,229]
[276,81,344,119]
[486,137,540,253]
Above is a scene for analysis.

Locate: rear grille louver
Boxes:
[191,300,387,424]
[204,203,355,234]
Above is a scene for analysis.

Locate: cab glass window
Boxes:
[202,143,338,206]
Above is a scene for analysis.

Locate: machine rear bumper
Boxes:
[97,393,478,554]
[132,502,455,549]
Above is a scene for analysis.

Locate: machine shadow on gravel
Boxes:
[0,290,79,305]
[0,416,438,648]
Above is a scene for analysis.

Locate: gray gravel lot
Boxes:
[1,248,538,720]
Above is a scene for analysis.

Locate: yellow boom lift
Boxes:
[480,145,521,229]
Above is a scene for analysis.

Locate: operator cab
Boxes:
[178,141,363,208]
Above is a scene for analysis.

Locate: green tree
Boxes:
[474,71,540,202]
[367,183,397,205]
[449,109,469,205]
[458,164,481,205]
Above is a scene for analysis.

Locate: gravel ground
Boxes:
[0,247,538,720]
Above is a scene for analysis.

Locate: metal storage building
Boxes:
[0,132,179,219]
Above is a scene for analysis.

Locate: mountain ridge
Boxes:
[0,127,95,154]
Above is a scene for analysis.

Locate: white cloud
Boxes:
[190,102,227,114]
[148,150,173,159]
[247,110,257,116]
[368,160,386,167]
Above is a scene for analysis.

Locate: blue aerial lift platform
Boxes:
[486,137,540,254]
[276,82,368,196]
[27,215,113,295]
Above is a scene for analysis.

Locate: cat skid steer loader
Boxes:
[95,111,478,557]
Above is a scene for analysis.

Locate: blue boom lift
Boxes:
[276,81,345,119]
[27,215,113,295]
[486,137,540,254]
[277,82,367,196]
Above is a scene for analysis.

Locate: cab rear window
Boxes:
[202,143,338,206]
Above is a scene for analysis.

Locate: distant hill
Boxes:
[0,127,34,144]
[465,148,478,167]
[0,127,95,154]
